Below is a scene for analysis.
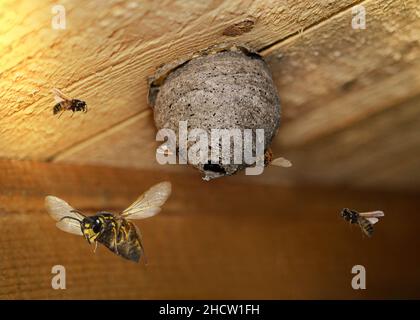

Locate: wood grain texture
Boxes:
[52,0,420,191]
[265,0,420,147]
[0,160,419,299]
[0,0,358,160]
[265,94,420,190]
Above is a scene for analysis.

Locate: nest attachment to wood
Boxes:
[148,44,280,180]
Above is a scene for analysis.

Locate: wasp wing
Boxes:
[271,157,293,168]
[45,196,84,236]
[120,181,172,220]
[366,217,379,225]
[51,88,71,103]
[359,210,384,218]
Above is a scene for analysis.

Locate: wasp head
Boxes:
[81,216,103,243]
[341,208,358,223]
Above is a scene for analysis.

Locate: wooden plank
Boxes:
[0,160,419,299]
[265,0,420,147]
[256,0,420,189]
[0,0,358,160]
[53,110,161,169]
[52,0,420,191]
[264,94,420,190]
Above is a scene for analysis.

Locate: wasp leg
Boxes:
[57,109,65,119]
[93,241,98,253]
[120,226,128,243]
[113,226,119,254]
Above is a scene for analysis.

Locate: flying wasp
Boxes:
[341,208,385,237]
[45,181,172,263]
[51,88,87,117]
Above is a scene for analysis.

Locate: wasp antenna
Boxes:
[59,216,82,224]
[70,209,86,217]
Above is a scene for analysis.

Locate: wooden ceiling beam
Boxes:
[0,0,358,160]
[0,159,419,299]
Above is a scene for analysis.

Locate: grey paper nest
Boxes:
[148,44,280,180]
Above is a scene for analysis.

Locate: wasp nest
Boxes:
[148,44,280,180]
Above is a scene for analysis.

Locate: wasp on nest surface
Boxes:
[45,182,172,263]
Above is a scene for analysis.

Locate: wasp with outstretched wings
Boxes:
[45,182,172,262]
[341,208,385,237]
